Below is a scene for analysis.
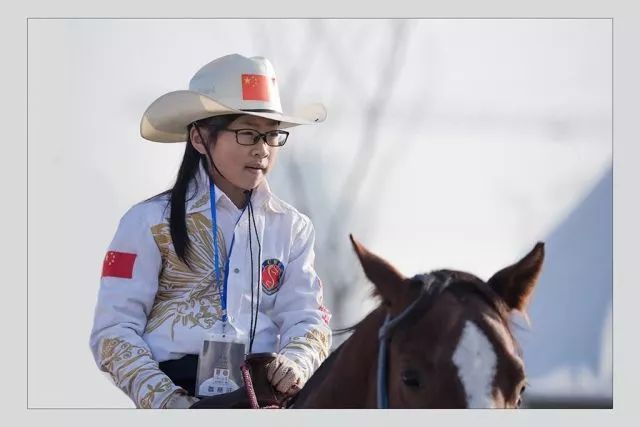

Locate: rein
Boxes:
[240,362,281,409]
[376,273,453,408]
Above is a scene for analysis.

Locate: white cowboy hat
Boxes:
[140,54,327,143]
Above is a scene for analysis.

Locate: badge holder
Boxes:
[195,320,247,398]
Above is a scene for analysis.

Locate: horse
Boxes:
[193,235,544,409]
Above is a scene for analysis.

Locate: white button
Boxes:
[233,268,240,273]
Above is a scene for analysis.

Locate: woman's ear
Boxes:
[189,125,208,155]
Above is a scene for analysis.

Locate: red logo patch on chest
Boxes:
[261,259,285,295]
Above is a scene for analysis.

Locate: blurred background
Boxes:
[28,19,612,408]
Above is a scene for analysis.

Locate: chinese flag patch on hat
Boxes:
[241,74,270,101]
[102,251,137,279]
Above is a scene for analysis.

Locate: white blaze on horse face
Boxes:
[452,321,497,408]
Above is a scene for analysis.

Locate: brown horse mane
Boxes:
[373,270,517,342]
[340,269,516,340]
[435,270,521,354]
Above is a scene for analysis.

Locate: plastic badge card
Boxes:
[195,320,247,398]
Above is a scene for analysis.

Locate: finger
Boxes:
[271,364,291,387]
[266,358,283,382]
[275,371,294,394]
[287,382,302,396]
[283,378,302,396]
[275,370,299,394]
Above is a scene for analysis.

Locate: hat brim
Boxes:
[140,90,327,143]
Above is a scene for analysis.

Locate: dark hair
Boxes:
[149,114,242,268]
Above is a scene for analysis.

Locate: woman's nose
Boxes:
[252,140,269,157]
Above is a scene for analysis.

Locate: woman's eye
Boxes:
[401,370,421,388]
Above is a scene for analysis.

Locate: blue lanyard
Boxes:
[209,181,248,324]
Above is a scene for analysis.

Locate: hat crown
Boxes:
[188,54,282,113]
[140,53,327,143]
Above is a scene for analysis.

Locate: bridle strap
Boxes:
[376,274,452,408]
[376,318,391,409]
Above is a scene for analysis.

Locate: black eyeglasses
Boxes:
[221,128,289,147]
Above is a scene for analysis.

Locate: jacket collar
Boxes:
[186,161,285,215]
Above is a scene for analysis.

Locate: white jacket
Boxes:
[90,163,332,408]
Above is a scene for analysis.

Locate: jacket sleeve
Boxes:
[89,206,191,408]
[271,215,332,380]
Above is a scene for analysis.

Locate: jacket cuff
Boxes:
[163,389,200,409]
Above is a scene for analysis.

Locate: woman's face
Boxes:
[192,115,281,190]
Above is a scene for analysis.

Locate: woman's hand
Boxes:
[266,354,307,395]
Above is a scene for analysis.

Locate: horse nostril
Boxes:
[401,370,421,388]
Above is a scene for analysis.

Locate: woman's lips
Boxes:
[245,166,265,174]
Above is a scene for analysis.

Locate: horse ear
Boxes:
[350,234,407,308]
[487,242,545,313]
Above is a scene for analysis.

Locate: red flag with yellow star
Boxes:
[102,251,137,279]
[241,74,270,101]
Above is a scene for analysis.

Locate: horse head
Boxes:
[348,236,544,408]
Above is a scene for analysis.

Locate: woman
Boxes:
[90,54,332,409]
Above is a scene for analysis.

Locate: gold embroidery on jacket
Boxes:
[147,212,226,339]
[101,337,152,381]
[100,338,157,401]
[139,377,173,409]
[190,192,209,211]
[100,337,180,408]
[282,328,331,361]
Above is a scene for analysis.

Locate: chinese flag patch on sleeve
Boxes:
[102,251,137,279]
[241,74,270,101]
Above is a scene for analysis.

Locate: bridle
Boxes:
[376,273,453,408]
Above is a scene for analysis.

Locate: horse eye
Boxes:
[401,370,421,388]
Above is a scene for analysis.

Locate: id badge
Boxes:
[195,320,246,398]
